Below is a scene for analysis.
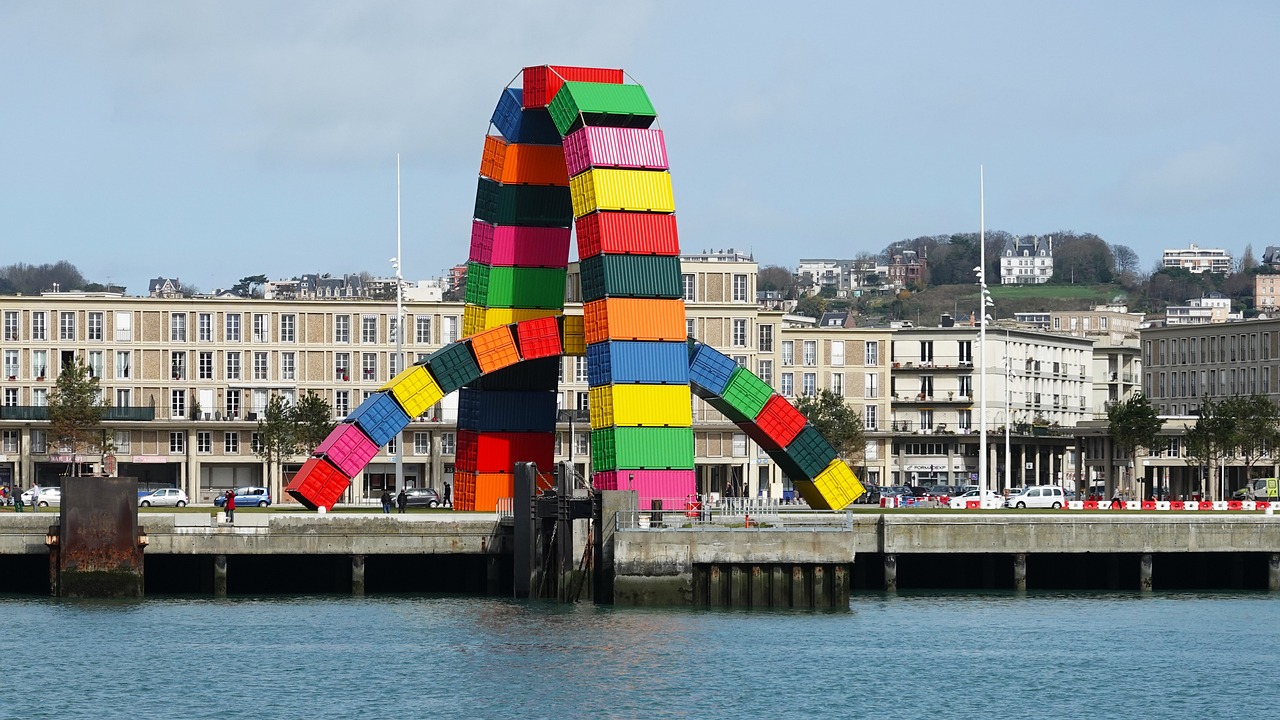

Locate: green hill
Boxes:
[856,283,1128,327]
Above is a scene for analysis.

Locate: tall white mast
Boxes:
[394,154,404,493]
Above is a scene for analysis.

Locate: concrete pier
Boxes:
[884,554,897,592]
[1013,553,1027,591]
[213,555,227,597]
[351,554,365,596]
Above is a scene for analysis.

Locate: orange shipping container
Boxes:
[469,325,521,374]
[583,298,686,344]
[480,136,569,186]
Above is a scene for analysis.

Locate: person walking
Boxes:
[396,489,408,514]
[225,489,236,523]
[380,489,392,514]
[443,482,451,507]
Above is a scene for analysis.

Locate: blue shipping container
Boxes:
[457,389,558,433]
[688,343,738,398]
[490,88,562,145]
[346,392,411,447]
[587,340,690,387]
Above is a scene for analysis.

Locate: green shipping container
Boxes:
[706,366,772,423]
[425,342,482,394]
[590,426,694,471]
[548,82,658,137]
[775,425,838,480]
[464,263,566,309]
[579,254,682,302]
[473,178,573,227]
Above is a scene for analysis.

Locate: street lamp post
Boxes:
[391,154,404,493]
[974,167,994,505]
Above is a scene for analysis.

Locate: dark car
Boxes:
[882,485,913,499]
[909,486,932,498]
[403,487,443,508]
[856,484,883,504]
[928,484,963,498]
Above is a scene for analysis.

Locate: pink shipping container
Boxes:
[315,422,380,478]
[562,127,669,177]
[469,221,572,268]
[594,469,696,511]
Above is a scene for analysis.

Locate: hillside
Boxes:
[855,283,1128,327]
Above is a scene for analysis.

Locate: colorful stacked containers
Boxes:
[548,71,695,511]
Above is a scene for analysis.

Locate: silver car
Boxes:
[21,487,61,507]
[139,488,190,508]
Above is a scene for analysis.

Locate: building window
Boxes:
[114,311,131,341]
[197,432,212,454]
[225,352,241,380]
[682,274,695,301]
[225,389,241,418]
[864,374,878,399]
[831,372,844,395]
[225,432,239,455]
[115,389,131,408]
[443,316,459,343]
[575,356,588,384]
[865,405,878,431]
[362,353,377,381]
[198,352,212,380]
[31,312,46,341]
[60,311,76,340]
[733,274,748,302]
[803,341,816,366]
[166,312,184,342]
[732,433,748,457]
[831,341,845,366]
[390,352,403,377]
[3,350,17,379]
[280,314,295,343]
[171,389,186,419]
[254,352,269,381]
[781,373,794,397]
[733,355,748,368]
[758,324,774,352]
[252,314,269,343]
[32,388,47,407]
[87,351,104,379]
[758,360,773,386]
[169,432,185,454]
[416,316,431,344]
[732,319,747,347]
[2,311,17,341]
[919,409,933,431]
[920,341,934,363]
[87,312,103,341]
[389,317,399,345]
[1,430,18,453]
[197,313,212,342]
[251,433,264,453]
[32,350,47,380]
[781,341,794,366]
[282,352,296,381]
[802,372,816,396]
[335,353,350,381]
[335,315,350,343]
[362,315,377,344]
[414,432,431,455]
[171,351,186,381]
[2,389,15,407]
[113,430,129,453]
[226,313,241,342]
[441,431,456,455]
[335,390,350,418]
[686,318,695,338]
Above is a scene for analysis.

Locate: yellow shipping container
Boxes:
[561,314,586,356]
[588,384,693,430]
[803,458,866,510]
[380,365,445,418]
[463,304,558,338]
[569,168,675,218]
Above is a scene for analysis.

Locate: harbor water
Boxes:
[2,591,1275,719]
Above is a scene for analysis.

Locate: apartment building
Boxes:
[1000,236,1054,285]
[1256,274,1280,311]
[1161,243,1233,274]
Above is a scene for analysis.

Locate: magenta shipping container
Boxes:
[315,423,380,478]
[562,127,669,177]
[469,221,572,268]
[594,469,696,510]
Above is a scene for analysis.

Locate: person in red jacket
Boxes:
[225,489,236,523]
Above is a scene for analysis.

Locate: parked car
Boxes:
[403,487,443,508]
[881,486,913,499]
[1005,485,1067,509]
[947,489,1003,509]
[214,486,272,508]
[855,485,882,505]
[928,484,964,498]
[22,487,61,507]
[908,486,932,498]
[139,487,189,508]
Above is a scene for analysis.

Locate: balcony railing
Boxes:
[0,406,156,421]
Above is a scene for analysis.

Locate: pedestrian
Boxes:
[225,489,236,523]
[396,489,407,514]
[380,489,392,514]
[443,482,451,507]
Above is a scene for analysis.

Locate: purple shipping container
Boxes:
[562,127,669,177]
[469,221,571,268]
[315,422,380,478]
[594,469,696,510]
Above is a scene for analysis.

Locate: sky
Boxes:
[2,1,1277,295]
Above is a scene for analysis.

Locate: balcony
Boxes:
[0,406,156,421]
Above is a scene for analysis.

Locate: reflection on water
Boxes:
[2,591,1278,719]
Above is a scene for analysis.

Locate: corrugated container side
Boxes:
[569,168,674,218]
[753,394,808,449]
[812,458,865,509]
[473,472,516,512]
[522,65,624,108]
[501,143,569,186]
[588,384,692,429]
[489,88,561,144]
[576,212,679,259]
[286,457,351,511]
[473,178,573,227]
[515,316,564,359]
[560,314,586,356]
[480,135,508,181]
[463,305,558,338]
[592,469,696,510]
[464,262,491,305]
[315,423,380,478]
[455,430,555,474]
[425,341,482,394]
[346,392,411,448]
[583,298,686,344]
[782,425,839,480]
[381,365,446,418]
[488,225,571,268]
[453,471,476,511]
[563,126,669,176]
[468,265,566,309]
[688,343,738,397]
[468,325,520,374]
[715,367,773,422]
[579,253,682,302]
[547,82,658,136]
[591,427,695,471]
[586,340,689,386]
[468,220,495,264]
[457,389,557,433]
[475,356,560,391]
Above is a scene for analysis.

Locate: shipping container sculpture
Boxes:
[287,66,864,512]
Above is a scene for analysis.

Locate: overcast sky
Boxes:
[2,1,1277,295]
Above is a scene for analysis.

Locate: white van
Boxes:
[1005,485,1067,509]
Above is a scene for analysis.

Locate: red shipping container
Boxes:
[286,457,352,511]
[522,65,624,109]
[752,395,808,450]
[516,316,563,359]
[455,430,555,474]
[576,212,679,259]
[563,127,668,177]
[315,422,380,478]
[469,221,571,268]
